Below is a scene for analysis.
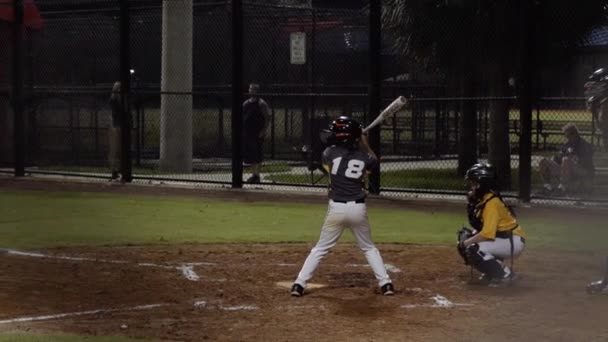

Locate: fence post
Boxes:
[119,0,132,182]
[518,0,533,202]
[12,0,25,177]
[231,0,243,188]
[368,0,381,194]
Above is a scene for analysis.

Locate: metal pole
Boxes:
[119,0,132,182]
[135,96,141,166]
[12,0,24,177]
[231,0,243,188]
[368,0,381,194]
[518,0,533,202]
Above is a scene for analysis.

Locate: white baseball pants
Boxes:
[294,200,392,288]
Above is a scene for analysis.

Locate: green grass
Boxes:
[0,333,145,342]
[0,190,457,248]
[0,190,606,253]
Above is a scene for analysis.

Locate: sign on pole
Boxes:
[290,32,306,65]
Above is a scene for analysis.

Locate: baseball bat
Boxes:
[362,96,407,133]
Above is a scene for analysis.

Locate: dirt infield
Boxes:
[1,244,608,342]
[1,177,608,341]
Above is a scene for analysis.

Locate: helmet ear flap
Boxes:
[320,129,335,146]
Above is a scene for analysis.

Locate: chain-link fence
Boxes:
[3,0,608,205]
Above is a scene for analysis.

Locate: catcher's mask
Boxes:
[323,116,362,148]
[584,68,608,111]
[465,163,498,195]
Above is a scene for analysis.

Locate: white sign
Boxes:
[290,32,306,65]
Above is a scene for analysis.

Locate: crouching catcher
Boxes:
[457,163,526,285]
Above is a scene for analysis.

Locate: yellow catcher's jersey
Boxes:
[476,193,526,240]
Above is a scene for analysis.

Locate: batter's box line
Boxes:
[1,249,403,283]
[0,299,261,325]
[401,294,475,310]
[0,248,224,282]
[0,293,473,325]
[0,304,166,325]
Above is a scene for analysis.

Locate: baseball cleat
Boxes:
[586,280,608,294]
[487,272,518,288]
[381,283,395,296]
[290,283,304,297]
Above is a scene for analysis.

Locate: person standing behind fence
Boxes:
[242,83,271,184]
[108,81,122,181]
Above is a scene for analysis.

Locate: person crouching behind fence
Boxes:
[456,163,526,286]
[108,81,122,181]
[537,123,594,196]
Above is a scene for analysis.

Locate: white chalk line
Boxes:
[0,299,264,325]
[2,249,403,285]
[401,294,474,309]
[188,300,260,311]
[0,304,166,324]
[2,249,211,282]
[177,265,200,281]
[0,292,471,325]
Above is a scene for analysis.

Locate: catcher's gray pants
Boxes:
[478,236,525,261]
[294,200,392,288]
[477,236,525,275]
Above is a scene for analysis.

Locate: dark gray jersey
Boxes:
[322,146,377,202]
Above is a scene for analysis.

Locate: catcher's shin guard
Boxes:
[465,244,506,279]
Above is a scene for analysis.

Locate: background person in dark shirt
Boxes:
[538,123,594,195]
[108,81,122,181]
[242,83,271,184]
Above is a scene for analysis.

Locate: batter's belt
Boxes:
[331,198,365,204]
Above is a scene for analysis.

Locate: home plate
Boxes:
[276,281,327,289]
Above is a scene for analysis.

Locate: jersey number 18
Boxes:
[331,157,365,179]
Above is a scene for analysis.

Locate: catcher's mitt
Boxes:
[456,227,474,264]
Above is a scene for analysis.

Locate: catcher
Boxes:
[456,163,526,285]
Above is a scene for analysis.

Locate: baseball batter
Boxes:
[290,116,394,297]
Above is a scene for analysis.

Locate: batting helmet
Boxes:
[465,163,497,191]
[328,116,362,147]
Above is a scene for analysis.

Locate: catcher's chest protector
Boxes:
[467,195,497,231]
[467,194,517,232]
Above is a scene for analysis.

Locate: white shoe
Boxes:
[586,280,608,294]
